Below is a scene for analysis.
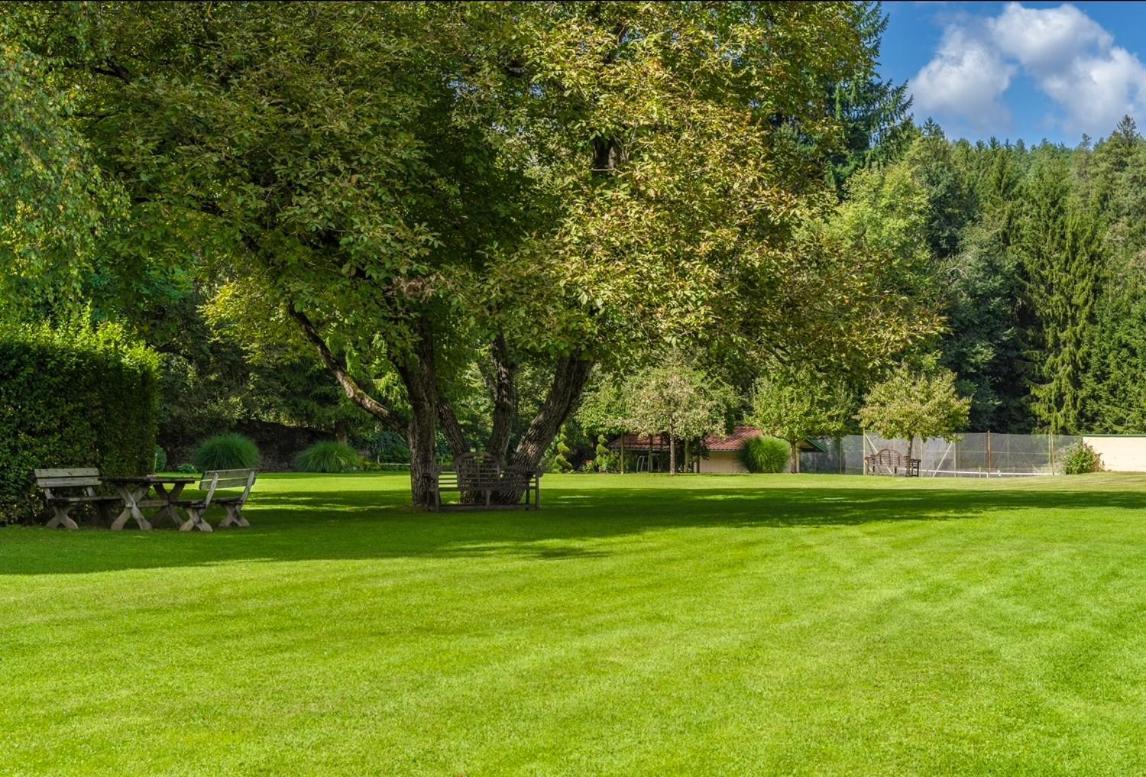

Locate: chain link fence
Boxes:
[801,433,1082,477]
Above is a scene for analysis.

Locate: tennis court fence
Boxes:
[801,433,1085,477]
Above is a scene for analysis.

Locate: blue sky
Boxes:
[880,2,1146,145]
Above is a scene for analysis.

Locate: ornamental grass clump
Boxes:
[193,433,260,471]
[294,442,362,473]
[740,435,791,473]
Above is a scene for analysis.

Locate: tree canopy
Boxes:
[14,1,934,503]
[857,361,970,460]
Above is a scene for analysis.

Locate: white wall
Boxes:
[699,451,749,474]
[1082,436,1146,472]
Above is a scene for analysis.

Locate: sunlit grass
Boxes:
[3,472,1146,775]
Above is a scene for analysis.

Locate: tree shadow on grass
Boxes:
[4,481,1146,576]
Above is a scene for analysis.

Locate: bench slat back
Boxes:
[438,455,540,491]
[454,454,502,489]
[35,468,101,488]
[200,468,257,489]
[198,468,257,508]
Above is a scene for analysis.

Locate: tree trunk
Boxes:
[437,399,468,461]
[620,435,625,474]
[291,304,591,508]
[486,333,518,465]
[790,439,800,474]
[494,354,593,502]
[393,316,452,509]
[668,431,676,475]
[406,390,439,510]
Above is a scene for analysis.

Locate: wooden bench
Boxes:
[175,468,258,531]
[864,448,921,477]
[433,453,541,510]
[34,468,123,529]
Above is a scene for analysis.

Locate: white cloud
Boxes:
[987,3,1110,74]
[909,3,1146,138]
[909,26,1015,130]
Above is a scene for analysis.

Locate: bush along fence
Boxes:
[0,321,159,523]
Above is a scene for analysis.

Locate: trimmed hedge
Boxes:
[0,321,159,523]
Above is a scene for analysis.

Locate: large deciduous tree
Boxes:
[27,2,934,506]
[0,20,114,323]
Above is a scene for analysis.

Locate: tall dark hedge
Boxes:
[0,322,159,523]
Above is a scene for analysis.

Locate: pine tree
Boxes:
[828,2,913,194]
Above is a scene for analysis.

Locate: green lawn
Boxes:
[4,473,1146,775]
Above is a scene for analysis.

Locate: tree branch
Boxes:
[288,307,404,434]
[437,399,469,459]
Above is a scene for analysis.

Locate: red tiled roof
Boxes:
[705,425,763,451]
[607,426,827,453]
[608,425,762,452]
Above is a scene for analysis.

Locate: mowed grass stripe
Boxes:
[3,473,1146,775]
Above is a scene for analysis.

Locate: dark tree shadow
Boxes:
[4,477,1145,575]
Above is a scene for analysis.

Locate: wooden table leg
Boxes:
[150,482,190,528]
[110,486,152,531]
[179,507,213,533]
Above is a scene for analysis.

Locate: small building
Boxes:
[699,425,763,474]
[608,426,826,473]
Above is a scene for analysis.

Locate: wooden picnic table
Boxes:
[103,475,198,531]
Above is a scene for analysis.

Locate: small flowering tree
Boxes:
[857,363,970,461]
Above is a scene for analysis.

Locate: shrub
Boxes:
[294,441,362,473]
[153,445,168,472]
[0,319,160,523]
[193,433,260,471]
[740,435,790,473]
[1063,442,1103,475]
[175,463,199,474]
[551,432,573,473]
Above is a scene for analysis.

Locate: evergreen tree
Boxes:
[1016,150,1105,434]
[827,2,913,194]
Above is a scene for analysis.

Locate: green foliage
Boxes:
[20,1,933,507]
[0,26,119,324]
[857,361,971,459]
[153,446,167,472]
[592,434,614,473]
[1062,442,1104,475]
[552,432,573,474]
[294,442,362,473]
[577,377,634,438]
[175,463,199,474]
[828,2,913,192]
[749,364,851,472]
[193,433,260,471]
[0,318,159,522]
[740,436,791,474]
[628,358,734,442]
[367,431,411,464]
